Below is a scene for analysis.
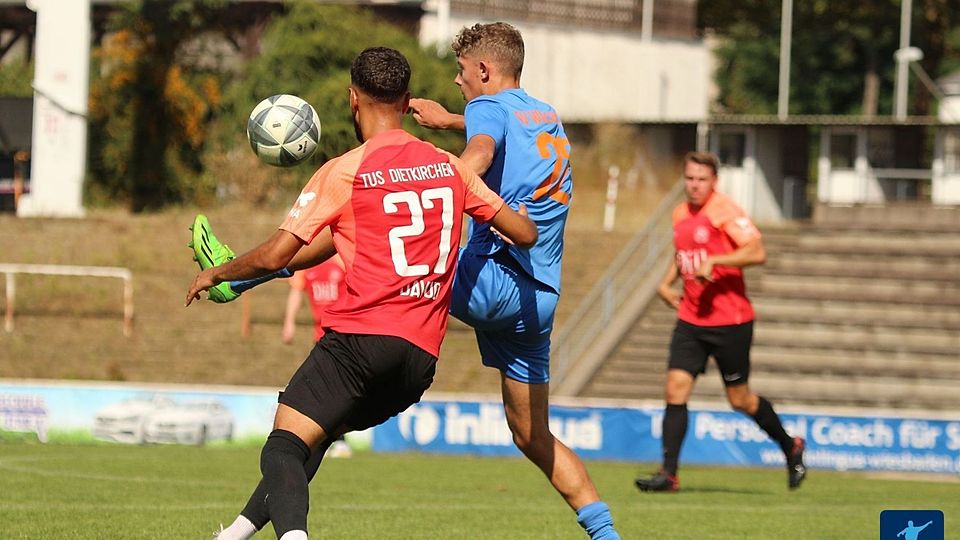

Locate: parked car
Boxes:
[142,399,234,445]
[92,395,175,444]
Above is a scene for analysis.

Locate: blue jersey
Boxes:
[463,88,572,293]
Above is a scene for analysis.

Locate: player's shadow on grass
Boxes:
[677,486,765,495]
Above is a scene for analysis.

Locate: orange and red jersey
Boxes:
[290,258,345,342]
[671,191,761,326]
[279,129,504,356]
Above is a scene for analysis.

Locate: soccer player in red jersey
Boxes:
[281,257,344,345]
[635,151,806,493]
[186,47,536,540]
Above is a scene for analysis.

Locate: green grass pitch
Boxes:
[0,442,955,539]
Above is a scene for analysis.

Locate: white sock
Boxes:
[279,531,308,540]
[217,515,258,540]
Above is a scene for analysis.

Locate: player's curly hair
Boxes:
[351,47,411,104]
[684,151,719,176]
[452,22,524,78]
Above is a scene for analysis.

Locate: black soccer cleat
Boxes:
[787,436,807,490]
[635,470,679,492]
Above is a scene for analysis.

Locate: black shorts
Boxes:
[279,330,437,433]
[667,320,753,386]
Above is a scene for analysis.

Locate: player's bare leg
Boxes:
[725,382,806,489]
[500,376,619,539]
[724,383,759,414]
[501,376,598,508]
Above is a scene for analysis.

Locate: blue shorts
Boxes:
[449,250,558,384]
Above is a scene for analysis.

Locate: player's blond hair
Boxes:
[684,151,719,176]
[451,22,524,78]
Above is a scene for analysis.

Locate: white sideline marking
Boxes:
[0,455,238,488]
[0,502,236,512]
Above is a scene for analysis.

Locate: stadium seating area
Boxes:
[580,204,960,410]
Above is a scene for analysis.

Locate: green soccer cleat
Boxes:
[188,214,239,303]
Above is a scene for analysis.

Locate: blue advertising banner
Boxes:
[2,380,959,475]
[373,398,960,474]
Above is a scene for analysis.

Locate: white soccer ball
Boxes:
[246,94,320,167]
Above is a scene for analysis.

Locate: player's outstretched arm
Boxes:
[286,228,337,272]
[488,203,537,248]
[186,230,304,306]
[409,98,465,131]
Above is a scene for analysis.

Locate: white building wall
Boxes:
[933,128,960,204]
[419,12,710,123]
[817,128,885,205]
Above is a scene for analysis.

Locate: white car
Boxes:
[92,395,175,444]
[142,399,234,445]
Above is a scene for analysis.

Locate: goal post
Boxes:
[0,263,133,337]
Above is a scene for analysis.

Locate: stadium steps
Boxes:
[628,312,960,353]
[752,296,960,324]
[578,206,960,410]
[585,372,960,410]
[753,274,960,298]
[764,251,960,274]
[598,344,960,381]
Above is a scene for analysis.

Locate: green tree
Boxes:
[207,4,465,206]
[0,59,33,97]
[913,0,960,114]
[87,0,228,212]
[701,0,960,116]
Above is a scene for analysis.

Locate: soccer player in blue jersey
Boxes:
[410,22,620,540]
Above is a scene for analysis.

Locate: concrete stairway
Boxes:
[579,205,960,410]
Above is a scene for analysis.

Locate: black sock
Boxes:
[751,396,793,455]
[662,404,688,476]
[260,429,311,538]
[241,437,333,530]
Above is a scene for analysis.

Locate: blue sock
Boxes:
[576,501,620,540]
[229,267,293,293]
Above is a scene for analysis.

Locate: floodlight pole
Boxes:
[894,0,913,120]
[641,0,654,43]
[777,0,793,120]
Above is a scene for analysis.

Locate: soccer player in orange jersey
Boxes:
[187,47,536,540]
[635,151,806,493]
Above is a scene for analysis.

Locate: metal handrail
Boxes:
[552,181,683,386]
